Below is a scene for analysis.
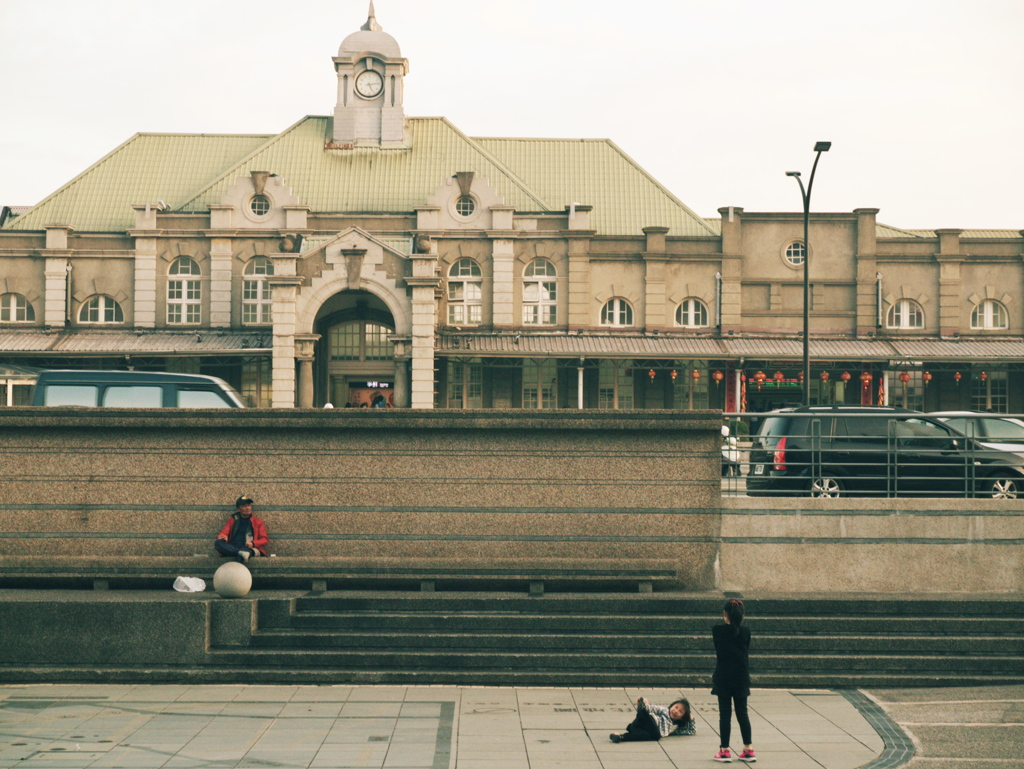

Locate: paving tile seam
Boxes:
[840,690,917,769]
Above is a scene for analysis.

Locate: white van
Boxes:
[31,370,245,408]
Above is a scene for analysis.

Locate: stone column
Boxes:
[294,334,321,408]
[269,254,303,408]
[390,336,411,408]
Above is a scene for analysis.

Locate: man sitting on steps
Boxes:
[215,495,269,564]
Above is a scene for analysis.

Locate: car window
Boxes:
[982,419,1024,440]
[898,418,957,449]
[834,416,890,438]
[43,385,98,406]
[178,388,234,408]
[102,385,164,408]
[941,417,971,435]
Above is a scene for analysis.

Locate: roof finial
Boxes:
[362,1,382,32]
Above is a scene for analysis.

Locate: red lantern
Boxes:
[898,371,911,384]
[922,371,933,385]
[753,371,767,389]
[954,371,962,385]
[773,371,784,382]
[798,371,805,383]
[712,370,725,387]
[840,371,851,382]
[860,371,873,386]
[820,371,830,382]
[648,369,656,381]
[740,372,747,382]
[670,369,678,380]
[980,371,988,381]
[690,369,701,382]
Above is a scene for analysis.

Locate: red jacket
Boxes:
[217,513,269,556]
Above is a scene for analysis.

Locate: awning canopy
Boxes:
[0,330,271,357]
[437,332,1024,363]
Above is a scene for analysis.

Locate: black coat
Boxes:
[711,623,751,697]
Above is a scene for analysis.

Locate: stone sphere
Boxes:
[213,561,252,598]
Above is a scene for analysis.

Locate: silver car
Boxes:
[930,411,1024,453]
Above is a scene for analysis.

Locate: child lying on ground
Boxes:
[609,696,696,742]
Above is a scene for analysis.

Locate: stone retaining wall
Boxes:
[0,408,722,589]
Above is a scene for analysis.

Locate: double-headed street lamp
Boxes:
[786,141,831,406]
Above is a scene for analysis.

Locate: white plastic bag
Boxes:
[173,576,207,592]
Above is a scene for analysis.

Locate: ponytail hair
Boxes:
[723,599,744,634]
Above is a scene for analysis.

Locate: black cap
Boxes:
[235,495,254,507]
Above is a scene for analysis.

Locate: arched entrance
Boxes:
[314,290,404,407]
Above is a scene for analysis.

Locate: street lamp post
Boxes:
[786,141,831,406]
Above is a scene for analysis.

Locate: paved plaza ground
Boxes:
[6,683,1018,769]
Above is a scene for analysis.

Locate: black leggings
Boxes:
[718,694,752,747]
[620,711,661,742]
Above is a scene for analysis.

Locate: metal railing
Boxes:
[719,410,1024,498]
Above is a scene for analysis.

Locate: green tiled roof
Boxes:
[475,137,716,237]
[5,133,272,232]
[179,117,551,216]
[5,116,714,237]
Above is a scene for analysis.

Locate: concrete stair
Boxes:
[210,592,1024,687]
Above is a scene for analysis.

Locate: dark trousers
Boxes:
[619,711,661,742]
[718,693,752,747]
[215,540,255,559]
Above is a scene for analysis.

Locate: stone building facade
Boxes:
[2,7,1023,412]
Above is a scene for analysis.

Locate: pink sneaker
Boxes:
[739,749,756,762]
[714,748,733,763]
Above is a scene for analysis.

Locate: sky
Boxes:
[1,0,1021,230]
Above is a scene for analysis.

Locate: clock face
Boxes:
[355,70,383,99]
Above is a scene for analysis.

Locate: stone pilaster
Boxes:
[491,238,514,328]
[408,252,440,409]
[44,257,70,328]
[717,208,744,332]
[208,238,233,328]
[854,208,880,336]
[936,229,963,337]
[269,253,303,408]
[643,227,669,331]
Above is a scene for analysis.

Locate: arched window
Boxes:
[971,300,1008,330]
[675,298,709,328]
[886,299,924,329]
[447,258,482,326]
[168,257,202,325]
[243,256,274,325]
[784,241,806,266]
[0,293,35,323]
[79,295,124,324]
[600,298,634,327]
[523,259,557,325]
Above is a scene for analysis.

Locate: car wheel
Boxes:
[809,476,843,498]
[980,475,1021,500]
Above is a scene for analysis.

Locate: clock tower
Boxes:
[332,3,409,148]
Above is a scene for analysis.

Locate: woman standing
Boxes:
[712,599,755,762]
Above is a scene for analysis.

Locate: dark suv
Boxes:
[746,406,1024,498]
